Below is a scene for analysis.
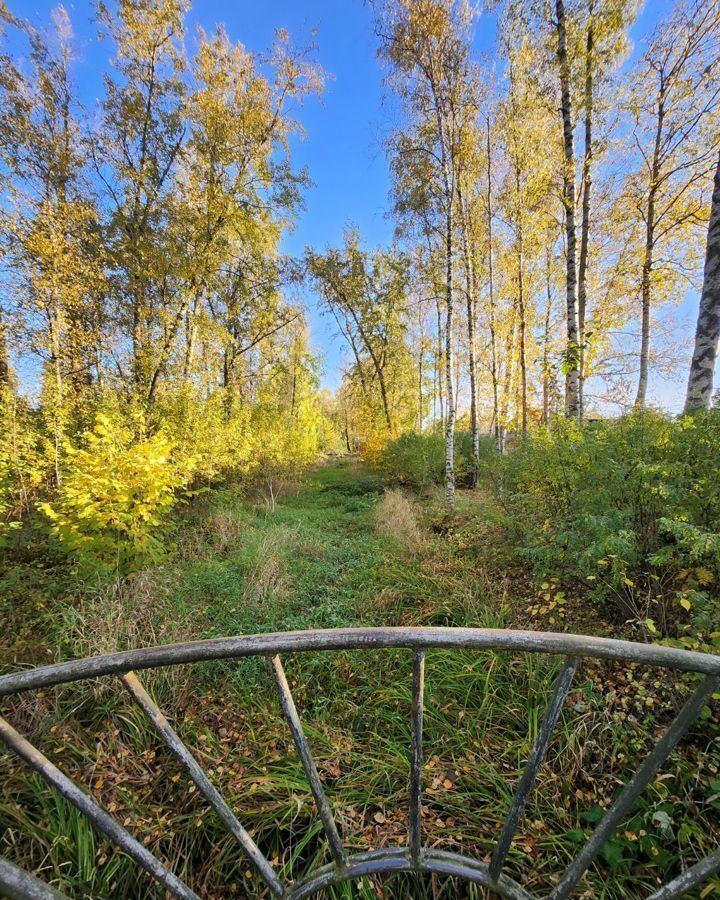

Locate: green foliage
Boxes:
[378,431,446,487]
[378,429,495,488]
[497,411,720,637]
[39,415,195,575]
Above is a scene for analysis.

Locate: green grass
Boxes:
[1,458,719,898]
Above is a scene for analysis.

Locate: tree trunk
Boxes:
[543,246,554,426]
[49,299,64,488]
[577,0,594,420]
[635,86,665,409]
[485,117,500,446]
[512,152,528,436]
[183,294,200,382]
[444,206,456,511]
[436,297,444,426]
[458,183,480,478]
[0,309,9,386]
[428,67,456,512]
[685,150,720,412]
[131,272,148,394]
[517,239,528,435]
[417,302,424,431]
[499,300,518,449]
[344,408,352,452]
[555,0,580,419]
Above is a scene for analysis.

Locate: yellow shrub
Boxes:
[39,415,194,574]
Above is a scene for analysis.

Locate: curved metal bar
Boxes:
[1,627,719,697]
[420,849,534,898]
[286,848,533,900]
[0,857,69,900]
[647,849,720,900]
[0,716,200,900]
[120,672,286,897]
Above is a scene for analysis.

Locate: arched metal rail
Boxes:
[0,626,718,899]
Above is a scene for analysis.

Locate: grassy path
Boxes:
[1,459,718,898]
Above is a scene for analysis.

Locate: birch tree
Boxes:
[685,150,720,411]
[553,0,581,419]
[307,233,413,438]
[626,0,720,408]
[375,0,477,511]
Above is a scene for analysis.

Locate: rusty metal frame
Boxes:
[0,626,718,899]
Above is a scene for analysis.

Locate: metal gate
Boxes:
[0,627,718,899]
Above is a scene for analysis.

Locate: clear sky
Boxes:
[10,0,699,409]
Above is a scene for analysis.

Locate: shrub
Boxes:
[378,430,495,488]
[39,415,195,575]
[379,431,446,487]
[496,410,720,639]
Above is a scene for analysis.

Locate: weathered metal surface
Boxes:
[120,672,286,897]
[0,715,200,900]
[647,849,720,900]
[2,627,719,697]
[271,654,346,867]
[489,656,577,882]
[0,857,68,900]
[1,627,718,900]
[548,674,720,900]
[409,649,425,863]
[286,848,534,900]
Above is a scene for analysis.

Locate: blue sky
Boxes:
[10,0,699,408]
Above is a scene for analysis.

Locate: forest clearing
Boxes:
[1,0,720,896]
[1,456,718,898]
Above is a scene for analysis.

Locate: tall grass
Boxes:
[1,459,718,898]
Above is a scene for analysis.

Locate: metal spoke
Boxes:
[647,849,720,900]
[549,674,720,900]
[0,857,69,900]
[0,715,200,900]
[490,656,577,882]
[120,672,286,897]
[409,649,425,862]
[271,655,346,867]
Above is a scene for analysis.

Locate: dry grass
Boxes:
[374,488,424,550]
[243,530,291,607]
[62,570,192,658]
[204,509,240,552]
[57,570,200,700]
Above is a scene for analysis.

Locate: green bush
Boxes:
[378,430,496,488]
[496,410,720,641]
[379,432,445,487]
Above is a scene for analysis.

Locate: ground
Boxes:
[1,458,718,898]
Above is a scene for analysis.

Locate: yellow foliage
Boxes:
[39,415,195,574]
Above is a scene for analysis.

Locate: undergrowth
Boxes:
[1,458,718,898]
